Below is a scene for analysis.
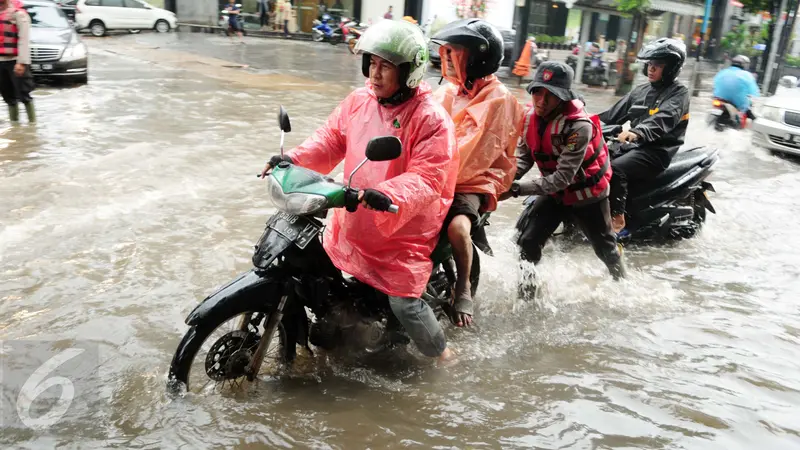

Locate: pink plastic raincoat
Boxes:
[287,81,458,299]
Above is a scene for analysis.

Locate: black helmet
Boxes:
[731,54,750,69]
[638,37,687,83]
[431,19,504,79]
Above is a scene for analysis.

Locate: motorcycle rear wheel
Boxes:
[168,304,289,395]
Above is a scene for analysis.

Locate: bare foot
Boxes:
[611,214,626,234]
[437,347,459,368]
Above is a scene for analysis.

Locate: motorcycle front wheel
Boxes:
[168,303,290,395]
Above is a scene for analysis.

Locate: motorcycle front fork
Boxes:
[242,285,291,381]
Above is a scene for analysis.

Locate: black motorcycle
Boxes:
[520,123,718,243]
[566,54,610,88]
[167,108,490,394]
[708,98,747,132]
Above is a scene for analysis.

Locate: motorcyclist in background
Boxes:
[713,54,759,122]
[260,20,459,365]
[431,19,524,327]
[599,38,690,234]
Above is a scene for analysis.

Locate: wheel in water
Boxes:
[168,308,288,395]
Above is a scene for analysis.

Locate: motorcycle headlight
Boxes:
[267,176,328,215]
[61,43,87,61]
[761,105,781,123]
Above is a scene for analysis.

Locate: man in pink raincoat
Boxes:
[261,19,459,364]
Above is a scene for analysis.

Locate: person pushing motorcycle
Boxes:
[431,19,524,327]
[501,61,625,285]
[599,38,690,234]
[260,20,459,365]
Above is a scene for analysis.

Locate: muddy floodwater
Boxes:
[2,34,800,449]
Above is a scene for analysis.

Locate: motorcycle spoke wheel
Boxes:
[185,311,286,395]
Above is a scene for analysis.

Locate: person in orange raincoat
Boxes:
[431,19,524,327]
[261,20,459,364]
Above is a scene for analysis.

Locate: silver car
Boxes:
[751,88,800,156]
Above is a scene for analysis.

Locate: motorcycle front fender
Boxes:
[185,269,283,326]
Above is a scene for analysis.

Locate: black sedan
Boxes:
[24,0,88,84]
[429,27,515,68]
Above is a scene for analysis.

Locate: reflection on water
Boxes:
[2,43,800,449]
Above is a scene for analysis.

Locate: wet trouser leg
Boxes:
[516,195,567,264]
[17,66,34,105]
[609,149,668,217]
[388,296,446,358]
[571,198,625,279]
[0,60,18,106]
[260,11,268,27]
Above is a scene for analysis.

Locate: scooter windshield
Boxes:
[271,164,343,198]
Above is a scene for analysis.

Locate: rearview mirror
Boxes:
[365,136,402,162]
[278,105,291,132]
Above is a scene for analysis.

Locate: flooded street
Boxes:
[2,33,800,449]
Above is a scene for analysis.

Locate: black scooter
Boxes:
[167,108,491,395]
[520,124,718,243]
[708,98,753,132]
[566,54,611,88]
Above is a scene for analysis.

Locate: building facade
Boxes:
[511,0,704,51]
[419,0,517,30]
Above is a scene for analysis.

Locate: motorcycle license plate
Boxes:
[710,109,723,116]
[267,212,320,249]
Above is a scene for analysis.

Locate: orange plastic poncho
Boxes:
[434,47,525,212]
[287,81,458,299]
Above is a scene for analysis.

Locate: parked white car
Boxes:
[75,0,177,37]
[751,87,800,157]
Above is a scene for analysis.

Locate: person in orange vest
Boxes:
[431,19,524,327]
[0,0,34,123]
[502,61,625,288]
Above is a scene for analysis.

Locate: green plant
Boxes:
[722,25,764,58]
[787,55,800,67]
[614,0,649,12]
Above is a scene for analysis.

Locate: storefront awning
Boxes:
[570,0,703,17]
[649,0,704,16]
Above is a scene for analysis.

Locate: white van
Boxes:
[75,0,177,37]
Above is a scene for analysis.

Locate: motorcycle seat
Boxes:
[632,146,718,199]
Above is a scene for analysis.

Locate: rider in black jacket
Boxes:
[599,38,690,233]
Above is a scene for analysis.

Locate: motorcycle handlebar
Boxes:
[343,186,398,214]
[259,175,399,214]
